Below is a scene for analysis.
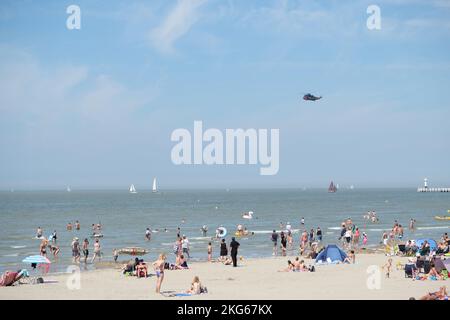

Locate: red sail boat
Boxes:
[328,181,337,193]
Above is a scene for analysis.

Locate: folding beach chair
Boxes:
[404,264,416,278]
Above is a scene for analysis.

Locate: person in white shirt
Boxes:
[182,235,190,258]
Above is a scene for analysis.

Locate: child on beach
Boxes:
[382,258,393,278]
[91,239,101,263]
[186,276,207,294]
[207,242,212,262]
[152,254,166,294]
[362,232,368,246]
[344,250,355,264]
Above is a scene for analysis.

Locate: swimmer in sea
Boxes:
[36,227,43,238]
[67,222,72,231]
[75,220,80,230]
[145,228,152,241]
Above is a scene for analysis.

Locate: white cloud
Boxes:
[149,0,208,54]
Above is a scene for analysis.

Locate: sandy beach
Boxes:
[0,253,445,300]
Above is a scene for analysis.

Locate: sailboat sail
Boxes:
[129,184,137,193]
[67,186,71,192]
[152,178,157,193]
[328,181,337,193]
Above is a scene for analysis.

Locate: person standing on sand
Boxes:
[271,230,278,256]
[383,258,393,278]
[71,237,80,263]
[152,254,166,294]
[207,242,212,262]
[308,228,315,247]
[362,232,368,246]
[353,227,360,248]
[230,237,240,267]
[182,235,190,258]
[91,239,101,263]
[280,232,287,256]
[287,230,293,250]
[82,238,89,263]
[219,239,228,262]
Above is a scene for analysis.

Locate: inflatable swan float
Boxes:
[242,211,254,219]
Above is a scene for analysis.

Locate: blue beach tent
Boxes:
[315,244,348,264]
[415,239,437,251]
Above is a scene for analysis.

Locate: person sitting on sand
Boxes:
[420,286,448,300]
[436,241,449,255]
[223,256,233,265]
[419,241,430,256]
[122,258,139,274]
[427,264,443,280]
[298,259,308,272]
[278,260,295,272]
[186,276,205,294]
[136,259,148,278]
[176,254,189,269]
[344,250,356,264]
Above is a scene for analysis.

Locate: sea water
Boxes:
[0,189,448,273]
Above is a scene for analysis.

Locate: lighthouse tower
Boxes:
[424,178,428,189]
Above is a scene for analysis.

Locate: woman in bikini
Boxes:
[152,254,166,294]
[39,239,47,257]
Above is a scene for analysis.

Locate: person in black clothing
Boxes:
[316,227,322,242]
[271,230,278,256]
[230,237,240,267]
[219,239,228,262]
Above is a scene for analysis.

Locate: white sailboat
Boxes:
[67,186,71,192]
[152,178,157,193]
[129,184,137,194]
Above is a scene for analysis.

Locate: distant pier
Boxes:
[417,178,450,192]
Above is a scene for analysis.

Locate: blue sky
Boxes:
[0,0,449,189]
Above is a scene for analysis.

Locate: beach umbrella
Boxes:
[22,255,51,264]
